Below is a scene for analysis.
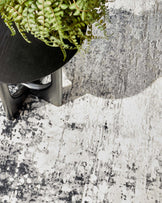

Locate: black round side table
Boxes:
[0,17,77,120]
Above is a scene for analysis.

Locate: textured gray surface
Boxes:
[0,1,162,202]
[63,3,161,101]
[0,79,161,203]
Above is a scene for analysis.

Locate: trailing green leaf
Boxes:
[0,0,111,59]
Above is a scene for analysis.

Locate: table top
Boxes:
[0,18,77,84]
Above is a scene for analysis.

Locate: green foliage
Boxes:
[0,0,110,59]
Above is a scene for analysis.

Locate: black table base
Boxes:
[0,68,62,120]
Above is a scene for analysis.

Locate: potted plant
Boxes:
[0,0,110,119]
[0,0,109,62]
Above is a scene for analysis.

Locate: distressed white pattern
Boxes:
[0,0,161,202]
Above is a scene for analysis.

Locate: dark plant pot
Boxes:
[0,17,77,84]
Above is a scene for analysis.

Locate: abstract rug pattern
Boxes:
[0,1,162,202]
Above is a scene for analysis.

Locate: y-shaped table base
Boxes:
[0,68,62,120]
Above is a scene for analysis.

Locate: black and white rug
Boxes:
[0,1,161,202]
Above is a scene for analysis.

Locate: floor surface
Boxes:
[0,1,162,202]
